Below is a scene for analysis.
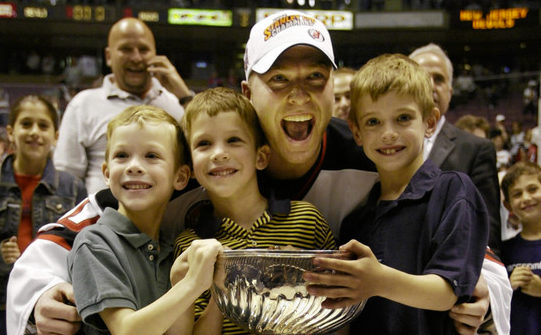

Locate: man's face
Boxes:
[333,72,354,120]
[242,46,333,175]
[411,52,452,115]
[106,20,156,97]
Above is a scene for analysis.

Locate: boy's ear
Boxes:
[424,107,441,138]
[255,144,270,170]
[173,164,191,191]
[347,119,363,146]
[102,161,111,187]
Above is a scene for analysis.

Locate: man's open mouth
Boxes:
[282,115,313,141]
[127,68,145,75]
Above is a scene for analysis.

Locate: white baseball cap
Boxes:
[244,10,337,79]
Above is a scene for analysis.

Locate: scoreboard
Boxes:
[0,2,356,31]
[0,1,538,31]
[0,2,116,22]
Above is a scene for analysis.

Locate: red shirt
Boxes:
[14,173,40,253]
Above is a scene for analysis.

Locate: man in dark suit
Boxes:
[410,44,501,255]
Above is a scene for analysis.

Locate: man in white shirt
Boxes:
[54,17,194,194]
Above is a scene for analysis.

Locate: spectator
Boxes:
[500,161,541,335]
[24,51,40,74]
[7,10,498,335]
[0,95,87,335]
[332,67,356,121]
[0,128,9,160]
[0,89,10,127]
[53,17,193,194]
[517,128,538,164]
[523,79,538,117]
[510,121,525,162]
[490,128,512,171]
[40,54,56,76]
[410,43,502,256]
[59,56,83,99]
[454,68,477,103]
[495,113,510,145]
[175,87,336,334]
[455,114,490,138]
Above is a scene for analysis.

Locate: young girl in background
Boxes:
[0,95,87,334]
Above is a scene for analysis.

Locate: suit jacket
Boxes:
[428,120,502,255]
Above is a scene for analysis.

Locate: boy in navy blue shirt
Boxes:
[303,54,489,335]
[500,161,541,335]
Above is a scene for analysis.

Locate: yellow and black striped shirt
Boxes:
[174,199,336,335]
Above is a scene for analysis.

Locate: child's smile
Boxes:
[377,145,405,156]
[122,181,152,190]
[208,166,238,178]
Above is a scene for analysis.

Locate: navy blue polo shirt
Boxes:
[340,160,489,335]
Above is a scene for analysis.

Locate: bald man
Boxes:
[53,17,193,194]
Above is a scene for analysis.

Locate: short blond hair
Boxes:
[105,105,188,168]
[181,87,267,149]
[349,53,434,124]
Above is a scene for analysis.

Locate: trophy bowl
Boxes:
[211,249,365,335]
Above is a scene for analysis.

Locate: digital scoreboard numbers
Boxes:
[65,5,115,22]
[8,4,115,21]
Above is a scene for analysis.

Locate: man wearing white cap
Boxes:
[241,11,377,234]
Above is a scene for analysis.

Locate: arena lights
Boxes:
[0,2,16,18]
[168,8,232,26]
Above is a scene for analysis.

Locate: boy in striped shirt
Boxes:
[174,87,335,335]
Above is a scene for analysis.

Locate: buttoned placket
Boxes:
[146,242,158,262]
